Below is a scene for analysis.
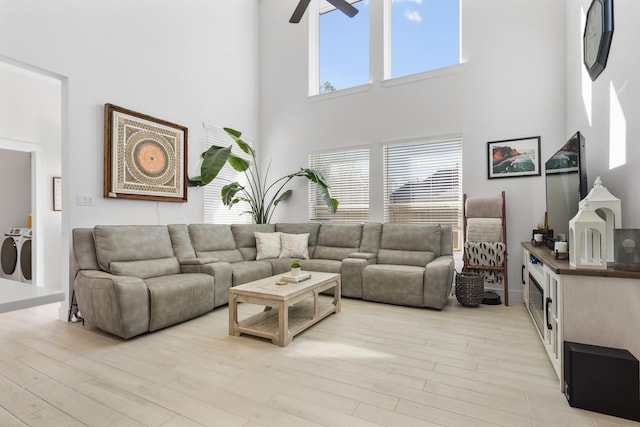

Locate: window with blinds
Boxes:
[202,125,252,224]
[383,138,462,250]
[309,147,369,223]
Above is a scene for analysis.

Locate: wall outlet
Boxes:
[76,194,94,206]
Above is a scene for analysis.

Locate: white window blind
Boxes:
[309,147,369,223]
[383,138,462,250]
[202,125,251,224]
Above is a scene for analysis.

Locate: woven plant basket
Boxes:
[455,271,484,307]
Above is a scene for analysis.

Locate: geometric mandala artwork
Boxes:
[104,104,188,202]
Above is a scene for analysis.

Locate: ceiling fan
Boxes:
[289,0,359,23]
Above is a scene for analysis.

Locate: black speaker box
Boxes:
[564,341,640,421]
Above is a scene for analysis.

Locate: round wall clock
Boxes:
[583,0,614,81]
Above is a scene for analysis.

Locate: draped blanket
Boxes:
[464,241,506,284]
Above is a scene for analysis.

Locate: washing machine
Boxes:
[20,228,32,284]
[1,228,23,282]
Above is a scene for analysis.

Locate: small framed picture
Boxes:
[53,176,62,211]
[488,136,541,179]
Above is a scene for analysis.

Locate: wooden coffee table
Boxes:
[228,271,341,346]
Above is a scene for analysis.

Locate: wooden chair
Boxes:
[462,191,509,305]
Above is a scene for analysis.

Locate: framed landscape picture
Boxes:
[487,136,541,179]
[104,104,188,202]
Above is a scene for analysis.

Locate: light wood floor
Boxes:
[0,296,638,427]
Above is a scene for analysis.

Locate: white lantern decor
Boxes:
[569,200,607,270]
[579,176,621,262]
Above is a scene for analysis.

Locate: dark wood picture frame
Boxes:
[52,176,62,211]
[104,104,188,202]
[487,136,541,179]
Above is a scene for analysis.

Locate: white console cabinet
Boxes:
[521,242,640,391]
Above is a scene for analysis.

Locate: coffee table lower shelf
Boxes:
[235,297,336,345]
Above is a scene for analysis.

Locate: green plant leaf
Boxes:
[223,127,242,139]
[199,145,232,186]
[296,168,338,214]
[273,189,292,206]
[223,127,256,157]
[221,182,244,206]
[228,154,250,172]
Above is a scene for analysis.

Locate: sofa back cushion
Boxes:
[377,224,441,267]
[313,223,363,261]
[168,224,197,261]
[94,225,181,278]
[187,224,243,263]
[360,222,382,254]
[231,224,276,260]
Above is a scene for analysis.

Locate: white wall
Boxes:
[566,0,640,228]
[0,0,260,314]
[259,0,566,301]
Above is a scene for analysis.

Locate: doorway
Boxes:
[0,58,64,313]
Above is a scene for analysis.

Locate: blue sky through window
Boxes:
[391,0,460,78]
[319,1,370,91]
[319,0,460,92]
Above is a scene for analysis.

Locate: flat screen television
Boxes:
[545,132,588,244]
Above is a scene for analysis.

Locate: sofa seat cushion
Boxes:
[267,258,295,276]
[146,273,214,331]
[377,249,435,267]
[298,258,342,274]
[231,260,273,286]
[362,264,424,307]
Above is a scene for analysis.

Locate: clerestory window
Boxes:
[312,0,461,95]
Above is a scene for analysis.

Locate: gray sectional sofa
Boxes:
[71,222,454,339]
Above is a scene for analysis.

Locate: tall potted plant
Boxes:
[188,127,338,224]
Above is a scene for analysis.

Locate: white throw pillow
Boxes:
[254,232,281,260]
[279,233,310,259]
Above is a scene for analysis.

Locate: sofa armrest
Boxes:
[423,255,455,309]
[348,252,377,262]
[180,261,232,308]
[341,257,374,299]
[73,270,150,339]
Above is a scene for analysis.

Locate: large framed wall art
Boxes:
[104,104,188,202]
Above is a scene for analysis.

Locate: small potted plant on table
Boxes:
[290,260,301,276]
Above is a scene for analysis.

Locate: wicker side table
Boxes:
[455,271,484,307]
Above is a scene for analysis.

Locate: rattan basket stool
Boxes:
[455,271,484,307]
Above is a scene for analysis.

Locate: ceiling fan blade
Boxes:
[289,0,311,23]
[326,0,359,18]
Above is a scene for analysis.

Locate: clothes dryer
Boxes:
[1,228,23,282]
[20,228,32,284]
